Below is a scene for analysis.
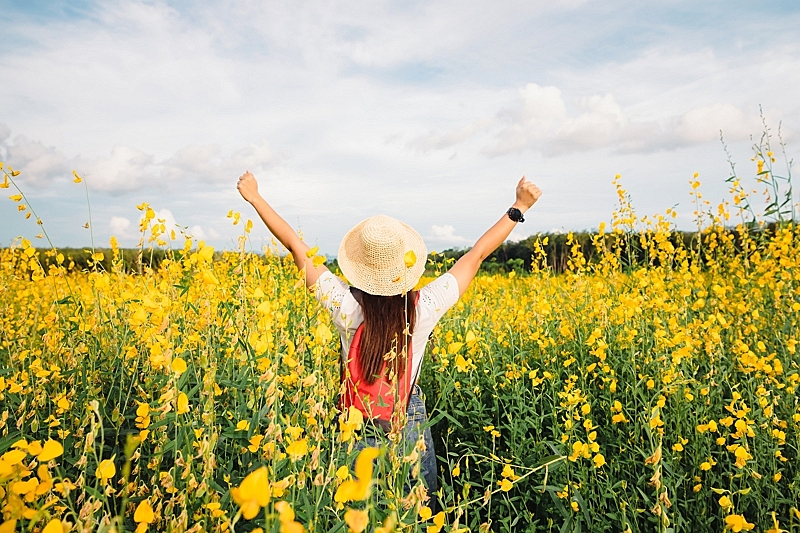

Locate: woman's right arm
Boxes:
[237,170,329,288]
[448,176,541,296]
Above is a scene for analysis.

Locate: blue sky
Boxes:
[2,0,799,253]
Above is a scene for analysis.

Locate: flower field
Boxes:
[1,151,800,532]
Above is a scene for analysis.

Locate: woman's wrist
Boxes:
[511,200,530,213]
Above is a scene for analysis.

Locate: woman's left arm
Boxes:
[237,170,329,287]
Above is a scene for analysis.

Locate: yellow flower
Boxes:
[202,270,220,286]
[176,392,190,414]
[171,357,187,374]
[336,465,350,481]
[285,426,304,440]
[275,501,305,533]
[353,449,377,483]
[339,406,364,442]
[334,447,379,502]
[231,466,271,520]
[197,244,215,262]
[611,413,627,424]
[344,509,369,533]
[427,512,445,533]
[375,513,398,533]
[718,495,733,511]
[38,440,64,462]
[497,478,513,491]
[248,435,264,453]
[206,502,225,518]
[95,458,116,480]
[404,250,416,268]
[419,506,432,521]
[724,514,754,532]
[593,453,606,468]
[286,439,308,462]
[11,478,39,495]
[42,520,63,533]
[134,500,155,533]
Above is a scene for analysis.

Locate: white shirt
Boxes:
[314,270,460,384]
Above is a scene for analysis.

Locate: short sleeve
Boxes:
[314,270,349,313]
[417,272,460,325]
[314,270,362,342]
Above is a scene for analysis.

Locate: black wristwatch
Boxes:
[507,207,525,223]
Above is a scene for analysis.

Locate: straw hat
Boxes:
[338,215,427,296]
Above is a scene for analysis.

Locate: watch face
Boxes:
[507,208,523,222]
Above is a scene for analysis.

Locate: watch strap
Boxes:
[507,207,525,223]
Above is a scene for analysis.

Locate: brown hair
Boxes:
[356,289,417,385]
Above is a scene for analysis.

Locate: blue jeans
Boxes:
[354,385,438,495]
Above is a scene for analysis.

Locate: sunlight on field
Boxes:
[1,144,799,532]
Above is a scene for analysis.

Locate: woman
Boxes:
[237,171,541,495]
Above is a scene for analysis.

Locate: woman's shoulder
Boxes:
[418,272,458,295]
[416,272,459,313]
[315,271,355,308]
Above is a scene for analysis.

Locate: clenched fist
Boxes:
[514,176,542,210]
[237,171,260,204]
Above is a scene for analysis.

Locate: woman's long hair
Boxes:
[357,290,417,385]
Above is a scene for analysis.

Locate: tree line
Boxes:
[8,224,786,276]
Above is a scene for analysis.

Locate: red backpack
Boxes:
[340,292,419,429]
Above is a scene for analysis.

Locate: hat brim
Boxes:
[338,217,427,296]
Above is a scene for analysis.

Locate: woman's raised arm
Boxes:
[448,176,542,296]
[237,170,329,287]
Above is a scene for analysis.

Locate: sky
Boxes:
[1,0,799,254]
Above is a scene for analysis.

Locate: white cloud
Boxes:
[83,145,156,192]
[673,103,762,144]
[0,124,277,192]
[109,216,131,236]
[189,225,207,240]
[551,94,626,152]
[161,140,277,184]
[411,83,767,157]
[407,117,495,153]
[2,135,70,186]
[143,210,210,241]
[426,224,468,247]
[507,228,530,242]
[155,209,178,228]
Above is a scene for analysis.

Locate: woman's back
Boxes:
[315,270,460,386]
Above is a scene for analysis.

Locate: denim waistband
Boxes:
[357,384,425,435]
